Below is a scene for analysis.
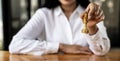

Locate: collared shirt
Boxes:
[9,5,110,56]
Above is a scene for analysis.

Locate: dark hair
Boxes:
[42,0,90,9]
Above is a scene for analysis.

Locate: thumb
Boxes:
[80,12,88,22]
[80,12,87,20]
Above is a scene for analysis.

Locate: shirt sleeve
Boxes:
[84,21,110,56]
[9,9,59,55]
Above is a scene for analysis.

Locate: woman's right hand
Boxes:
[59,43,93,54]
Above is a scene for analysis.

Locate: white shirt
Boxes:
[9,5,110,56]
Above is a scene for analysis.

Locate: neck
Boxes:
[61,3,77,13]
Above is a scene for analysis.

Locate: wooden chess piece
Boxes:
[82,13,89,33]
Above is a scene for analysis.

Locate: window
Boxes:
[0,0,3,49]
[91,0,120,47]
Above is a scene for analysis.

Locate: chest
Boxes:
[43,13,87,46]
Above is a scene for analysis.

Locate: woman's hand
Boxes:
[81,3,105,35]
[59,43,92,54]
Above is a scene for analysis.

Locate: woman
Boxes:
[9,0,110,56]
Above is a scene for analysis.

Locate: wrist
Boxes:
[59,43,65,52]
[88,25,98,35]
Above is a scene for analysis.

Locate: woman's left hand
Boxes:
[81,3,105,35]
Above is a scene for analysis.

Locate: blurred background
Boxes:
[0,0,120,50]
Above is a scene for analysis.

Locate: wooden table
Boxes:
[0,49,120,61]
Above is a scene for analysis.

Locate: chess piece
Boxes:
[82,13,89,33]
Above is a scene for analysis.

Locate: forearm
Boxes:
[86,29,110,56]
[59,43,92,54]
[9,37,59,55]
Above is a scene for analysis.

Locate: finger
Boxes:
[80,51,92,55]
[96,10,103,19]
[80,12,86,19]
[85,4,90,13]
[95,6,101,15]
[74,50,82,54]
[88,3,98,19]
[88,7,94,20]
[96,15,105,23]
[69,50,82,54]
[77,46,91,53]
[83,47,91,52]
[99,15,105,21]
[73,50,92,55]
[83,48,92,52]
